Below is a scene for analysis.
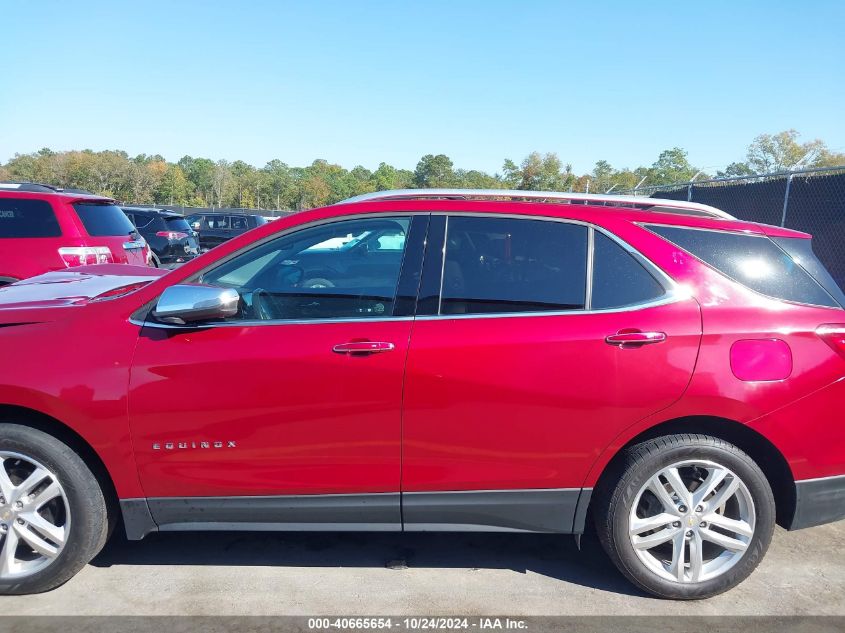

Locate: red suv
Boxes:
[0,189,843,599]
[0,183,150,286]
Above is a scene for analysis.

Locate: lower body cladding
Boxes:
[120,489,593,540]
[789,474,845,529]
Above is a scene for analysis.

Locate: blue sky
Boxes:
[2,0,844,174]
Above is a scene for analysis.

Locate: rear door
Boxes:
[71,200,148,265]
[400,214,701,531]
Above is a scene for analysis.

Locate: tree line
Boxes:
[0,130,841,210]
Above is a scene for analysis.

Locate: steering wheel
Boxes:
[250,288,277,320]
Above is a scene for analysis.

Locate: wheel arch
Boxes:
[590,416,796,529]
[0,404,119,528]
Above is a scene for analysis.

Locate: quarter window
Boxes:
[648,225,837,308]
[591,232,666,309]
[440,216,588,315]
[202,217,410,321]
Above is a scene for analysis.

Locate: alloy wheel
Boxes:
[0,452,70,580]
[628,459,755,583]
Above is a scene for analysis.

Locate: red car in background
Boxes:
[0,183,150,286]
[0,189,843,599]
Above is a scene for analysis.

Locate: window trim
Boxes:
[137,212,427,329]
[641,222,841,310]
[134,211,681,329]
[420,212,678,321]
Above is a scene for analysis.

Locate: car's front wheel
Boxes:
[0,423,109,595]
[595,433,775,599]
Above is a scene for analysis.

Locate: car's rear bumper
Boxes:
[788,474,845,530]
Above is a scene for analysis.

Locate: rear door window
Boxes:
[441,216,588,315]
[0,198,62,237]
[73,203,137,237]
[648,225,837,308]
[591,231,666,309]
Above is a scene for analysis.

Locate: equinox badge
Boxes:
[152,441,237,450]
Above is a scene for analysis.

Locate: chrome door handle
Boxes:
[332,341,395,355]
[605,331,666,347]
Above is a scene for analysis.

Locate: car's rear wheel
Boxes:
[595,433,775,599]
[0,424,109,595]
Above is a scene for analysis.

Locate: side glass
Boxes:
[440,216,588,315]
[201,217,410,321]
[591,231,666,310]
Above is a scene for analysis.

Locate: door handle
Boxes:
[605,331,666,347]
[332,341,395,355]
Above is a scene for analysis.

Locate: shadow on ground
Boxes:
[91,530,643,597]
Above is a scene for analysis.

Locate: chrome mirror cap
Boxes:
[153,284,240,324]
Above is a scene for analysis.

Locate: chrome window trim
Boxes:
[131,315,415,329]
[137,212,427,329]
[431,212,678,319]
[437,216,450,315]
[585,227,595,310]
[134,210,683,329]
[414,294,682,322]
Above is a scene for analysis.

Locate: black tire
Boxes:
[594,433,775,600]
[0,424,109,595]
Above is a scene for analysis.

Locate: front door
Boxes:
[400,215,701,532]
[128,214,426,530]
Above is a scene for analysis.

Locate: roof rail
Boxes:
[0,181,95,195]
[0,181,63,193]
[338,188,736,220]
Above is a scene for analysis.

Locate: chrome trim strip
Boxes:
[402,487,580,495]
[437,216,449,315]
[337,188,736,220]
[585,227,595,310]
[133,315,415,329]
[135,210,679,328]
[159,522,401,532]
[413,293,682,321]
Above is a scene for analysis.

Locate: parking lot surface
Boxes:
[2,522,843,616]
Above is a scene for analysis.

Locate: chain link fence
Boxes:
[618,166,845,291]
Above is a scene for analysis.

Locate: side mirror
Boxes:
[153,284,240,324]
[191,222,201,230]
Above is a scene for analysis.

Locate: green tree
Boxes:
[156,164,191,205]
[647,147,700,185]
[414,154,455,188]
[372,162,413,190]
[502,152,574,191]
[745,130,845,173]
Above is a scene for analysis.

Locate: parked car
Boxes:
[0,182,149,286]
[1,189,844,599]
[122,207,200,268]
[183,212,267,251]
